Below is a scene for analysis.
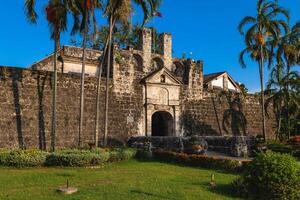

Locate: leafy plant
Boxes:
[233,151,300,199]
[0,149,49,168]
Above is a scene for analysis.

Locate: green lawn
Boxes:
[0,160,240,200]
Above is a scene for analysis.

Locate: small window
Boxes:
[160,75,166,83]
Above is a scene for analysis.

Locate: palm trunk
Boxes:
[103,17,113,147]
[286,64,291,140]
[259,46,267,142]
[277,109,282,141]
[94,38,109,147]
[51,34,59,152]
[94,19,116,147]
[79,1,89,147]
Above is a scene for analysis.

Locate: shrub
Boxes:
[45,149,110,167]
[233,151,300,200]
[108,148,137,162]
[0,149,48,167]
[143,150,249,172]
[267,140,300,159]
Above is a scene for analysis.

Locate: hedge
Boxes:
[0,149,49,167]
[45,149,110,167]
[140,150,250,173]
[0,148,137,168]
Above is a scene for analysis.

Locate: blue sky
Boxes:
[0,0,299,92]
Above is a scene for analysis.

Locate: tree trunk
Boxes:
[286,65,291,140]
[103,17,113,147]
[51,35,59,152]
[79,1,89,147]
[94,38,109,147]
[277,109,282,141]
[259,47,267,142]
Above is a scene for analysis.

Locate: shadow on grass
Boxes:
[135,159,239,175]
[130,189,176,200]
[195,182,237,199]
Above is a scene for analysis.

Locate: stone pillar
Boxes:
[146,104,154,136]
[174,106,182,136]
[159,33,173,70]
[140,28,152,73]
[187,60,203,100]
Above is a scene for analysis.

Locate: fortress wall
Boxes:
[0,67,143,150]
[181,90,277,139]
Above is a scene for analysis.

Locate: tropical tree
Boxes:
[265,64,300,140]
[71,0,102,147]
[96,0,161,146]
[25,0,78,151]
[238,0,289,141]
[265,64,287,140]
[92,23,141,50]
[271,22,300,139]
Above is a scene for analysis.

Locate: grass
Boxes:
[0,160,240,200]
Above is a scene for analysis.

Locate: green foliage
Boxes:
[267,140,300,158]
[108,148,137,162]
[45,149,110,167]
[233,151,300,200]
[0,149,49,168]
[0,148,137,168]
[265,63,300,140]
[139,150,250,173]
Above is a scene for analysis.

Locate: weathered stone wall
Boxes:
[0,67,143,150]
[181,90,276,139]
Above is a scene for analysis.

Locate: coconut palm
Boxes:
[277,22,300,70]
[238,0,289,141]
[70,0,102,147]
[265,64,286,140]
[25,0,78,151]
[275,22,300,139]
[96,0,161,146]
[265,63,300,140]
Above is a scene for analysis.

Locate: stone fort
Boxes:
[0,28,275,150]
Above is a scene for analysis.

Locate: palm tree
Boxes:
[25,0,78,151]
[275,22,300,139]
[71,0,102,147]
[265,63,300,140]
[238,0,289,141]
[265,64,286,140]
[97,0,161,146]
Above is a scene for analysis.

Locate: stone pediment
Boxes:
[142,67,182,85]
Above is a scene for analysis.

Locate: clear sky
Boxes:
[0,0,299,92]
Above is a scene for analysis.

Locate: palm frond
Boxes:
[24,0,38,23]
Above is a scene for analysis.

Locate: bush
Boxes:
[45,149,110,167]
[233,151,300,200]
[0,148,137,168]
[141,150,250,172]
[0,149,48,167]
[108,148,137,162]
[267,140,300,159]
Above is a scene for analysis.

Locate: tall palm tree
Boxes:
[97,0,161,146]
[71,0,102,147]
[265,64,286,140]
[238,0,289,141]
[25,0,78,151]
[265,64,300,140]
[276,22,300,139]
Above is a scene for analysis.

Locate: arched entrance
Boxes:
[151,111,174,136]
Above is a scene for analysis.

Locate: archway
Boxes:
[151,111,174,136]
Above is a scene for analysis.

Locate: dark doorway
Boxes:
[152,111,174,136]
